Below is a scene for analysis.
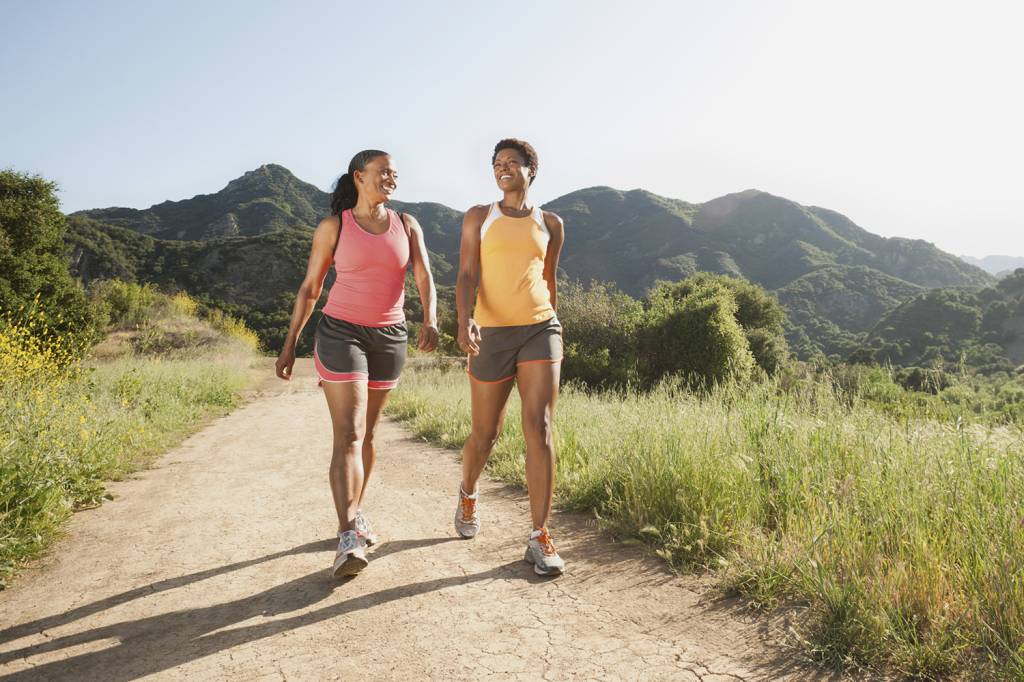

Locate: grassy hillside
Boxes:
[387,361,1024,679]
[0,284,260,587]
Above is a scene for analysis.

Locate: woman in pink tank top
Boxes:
[275,150,439,577]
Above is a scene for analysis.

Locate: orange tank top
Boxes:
[474,203,555,327]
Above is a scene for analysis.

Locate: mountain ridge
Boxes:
[67,164,995,359]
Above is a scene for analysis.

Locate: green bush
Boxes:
[641,278,756,388]
[88,279,166,330]
[557,280,644,387]
[0,170,97,349]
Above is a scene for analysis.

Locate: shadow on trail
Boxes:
[0,538,536,681]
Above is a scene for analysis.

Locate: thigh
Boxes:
[364,387,391,435]
[365,322,408,390]
[469,374,515,439]
[516,359,560,420]
[322,380,368,439]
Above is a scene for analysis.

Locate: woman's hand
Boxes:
[418,324,439,353]
[458,319,481,356]
[275,347,296,380]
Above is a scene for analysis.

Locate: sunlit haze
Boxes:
[2,0,1020,257]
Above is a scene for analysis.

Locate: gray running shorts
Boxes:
[468,317,562,383]
[313,314,407,389]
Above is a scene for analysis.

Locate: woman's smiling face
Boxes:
[355,154,398,202]
[493,148,531,191]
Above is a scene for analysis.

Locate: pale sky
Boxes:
[2,0,1021,258]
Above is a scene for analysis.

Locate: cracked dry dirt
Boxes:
[0,360,838,681]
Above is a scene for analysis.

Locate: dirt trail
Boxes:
[0,359,837,681]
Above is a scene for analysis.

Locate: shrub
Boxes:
[641,279,755,388]
[557,280,644,387]
[0,169,97,348]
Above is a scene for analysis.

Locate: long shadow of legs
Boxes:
[0,538,334,647]
[367,536,458,561]
[0,536,457,651]
[1,559,536,681]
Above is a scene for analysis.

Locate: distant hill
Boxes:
[67,164,995,359]
[74,164,326,240]
[546,186,990,294]
[775,265,923,358]
[855,270,1024,373]
[961,254,1024,278]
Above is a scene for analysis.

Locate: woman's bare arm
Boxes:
[275,216,339,379]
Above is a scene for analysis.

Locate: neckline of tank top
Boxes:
[346,208,395,237]
[494,202,541,220]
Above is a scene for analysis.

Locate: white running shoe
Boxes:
[524,527,565,576]
[353,509,378,546]
[332,530,368,577]
[454,484,481,538]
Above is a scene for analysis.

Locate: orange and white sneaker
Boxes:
[524,527,565,576]
[454,484,480,538]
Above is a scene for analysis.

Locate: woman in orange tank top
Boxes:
[275,150,439,578]
[453,138,568,575]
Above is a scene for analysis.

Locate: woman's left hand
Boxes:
[418,324,439,352]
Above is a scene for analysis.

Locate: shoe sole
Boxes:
[332,554,369,578]
[524,549,564,576]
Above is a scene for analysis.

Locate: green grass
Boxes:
[386,363,1024,679]
[0,293,257,588]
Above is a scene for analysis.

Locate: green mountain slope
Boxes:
[775,265,924,358]
[67,164,995,360]
[855,270,1024,373]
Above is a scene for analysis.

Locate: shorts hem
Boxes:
[367,379,398,390]
[313,348,369,383]
[466,369,516,384]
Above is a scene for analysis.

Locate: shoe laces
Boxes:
[534,528,557,556]
[460,490,477,522]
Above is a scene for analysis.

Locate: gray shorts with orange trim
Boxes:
[313,314,407,389]
[468,317,563,383]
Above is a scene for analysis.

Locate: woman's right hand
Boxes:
[275,346,296,380]
[458,319,482,357]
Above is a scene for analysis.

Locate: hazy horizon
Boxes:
[3,1,1021,259]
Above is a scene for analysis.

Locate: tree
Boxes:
[0,170,96,346]
[557,279,644,387]
[641,279,756,387]
[646,273,789,374]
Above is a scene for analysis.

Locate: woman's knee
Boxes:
[332,425,364,451]
[522,410,553,445]
[471,426,502,454]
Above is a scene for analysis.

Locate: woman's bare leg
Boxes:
[321,381,368,533]
[357,387,392,507]
[461,378,515,494]
[516,361,560,529]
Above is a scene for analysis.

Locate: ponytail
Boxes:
[330,173,358,215]
[330,149,389,217]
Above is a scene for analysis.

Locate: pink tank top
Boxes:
[322,208,410,326]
